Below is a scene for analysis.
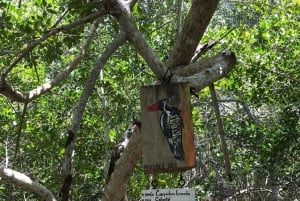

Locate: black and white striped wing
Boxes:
[160,110,185,160]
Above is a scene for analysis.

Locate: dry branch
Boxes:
[191,28,235,62]
[174,51,237,91]
[173,52,235,77]
[0,49,21,56]
[209,83,233,181]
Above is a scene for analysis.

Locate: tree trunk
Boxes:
[104,123,142,201]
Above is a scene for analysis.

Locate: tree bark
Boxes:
[173,51,236,77]
[166,0,220,68]
[269,169,283,201]
[104,0,166,79]
[174,51,236,91]
[104,123,142,201]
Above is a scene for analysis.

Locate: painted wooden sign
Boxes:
[141,188,195,201]
[140,83,196,173]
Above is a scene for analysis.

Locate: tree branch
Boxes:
[14,102,28,159]
[104,0,167,79]
[209,83,233,182]
[2,10,105,76]
[176,0,184,39]
[166,0,220,67]
[59,32,126,201]
[226,188,272,200]
[0,19,100,103]
[191,28,234,63]
[173,51,235,77]
[0,49,21,56]
[0,167,57,201]
[174,51,237,91]
[103,0,236,93]
[241,102,259,124]
[50,7,70,30]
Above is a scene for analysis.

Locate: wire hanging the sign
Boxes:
[161,68,174,84]
[177,173,186,188]
[151,174,158,189]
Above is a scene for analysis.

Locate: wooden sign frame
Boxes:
[141,83,196,173]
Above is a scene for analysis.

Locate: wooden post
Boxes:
[140,83,196,173]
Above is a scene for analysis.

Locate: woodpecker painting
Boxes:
[148,98,185,160]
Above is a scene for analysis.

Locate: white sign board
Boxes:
[141,188,195,201]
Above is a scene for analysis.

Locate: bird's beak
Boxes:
[148,102,160,111]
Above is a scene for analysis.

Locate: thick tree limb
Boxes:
[106,121,139,184]
[106,121,141,183]
[166,0,220,67]
[104,123,142,201]
[104,0,166,79]
[173,52,235,77]
[174,51,237,91]
[59,32,126,201]
[0,19,100,103]
[0,167,57,201]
